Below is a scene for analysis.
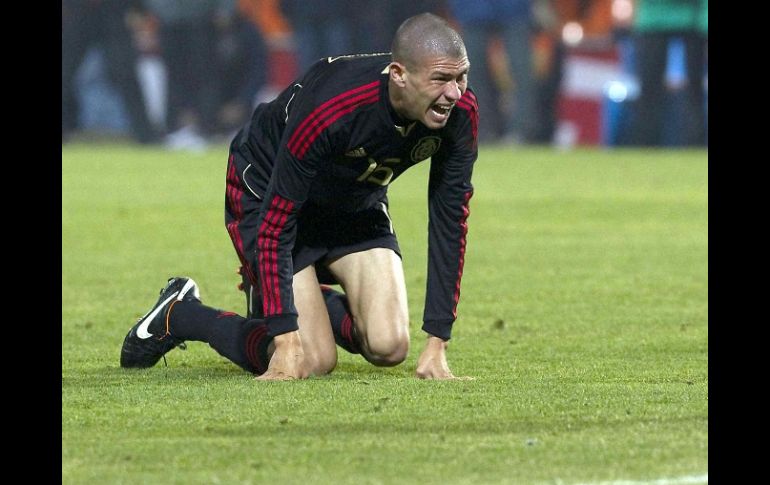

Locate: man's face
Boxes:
[397,54,470,130]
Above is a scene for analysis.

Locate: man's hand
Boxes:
[256,330,308,380]
[415,335,472,380]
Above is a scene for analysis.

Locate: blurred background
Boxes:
[61,0,708,151]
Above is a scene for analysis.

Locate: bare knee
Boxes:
[304,347,338,376]
[363,333,409,367]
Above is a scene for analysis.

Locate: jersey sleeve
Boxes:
[256,76,382,337]
[422,89,478,341]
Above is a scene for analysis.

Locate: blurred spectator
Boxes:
[281,0,353,72]
[132,12,168,132]
[327,0,393,57]
[239,0,297,105]
[632,0,707,146]
[62,0,160,143]
[215,1,271,134]
[282,0,447,74]
[144,0,236,149]
[345,0,393,54]
[348,0,450,59]
[529,0,615,143]
[448,0,538,144]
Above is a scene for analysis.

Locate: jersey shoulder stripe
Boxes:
[456,89,478,115]
[456,90,479,147]
[293,86,379,160]
[460,89,477,106]
[287,80,381,159]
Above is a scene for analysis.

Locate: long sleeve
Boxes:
[422,90,478,341]
[255,149,321,336]
[255,74,381,336]
[255,83,333,336]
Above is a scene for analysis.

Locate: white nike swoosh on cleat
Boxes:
[178,279,199,301]
[136,291,179,339]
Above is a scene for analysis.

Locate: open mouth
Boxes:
[431,103,453,117]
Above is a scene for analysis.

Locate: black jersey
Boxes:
[230,53,478,341]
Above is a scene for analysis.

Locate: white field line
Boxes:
[553,473,708,485]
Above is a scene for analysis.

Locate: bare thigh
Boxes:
[327,248,410,366]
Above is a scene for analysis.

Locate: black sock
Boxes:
[320,286,361,354]
[169,301,272,374]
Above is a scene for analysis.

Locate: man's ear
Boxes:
[389,62,407,87]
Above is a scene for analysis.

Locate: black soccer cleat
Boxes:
[120,277,201,368]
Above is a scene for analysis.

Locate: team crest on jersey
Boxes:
[411,136,441,162]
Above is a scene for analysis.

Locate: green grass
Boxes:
[62,143,708,485]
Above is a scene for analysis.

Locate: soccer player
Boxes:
[120,13,478,380]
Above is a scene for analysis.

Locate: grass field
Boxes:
[62,143,708,485]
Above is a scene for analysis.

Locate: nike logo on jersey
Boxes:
[136,291,179,339]
[345,147,368,157]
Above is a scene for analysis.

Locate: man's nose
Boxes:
[444,80,461,101]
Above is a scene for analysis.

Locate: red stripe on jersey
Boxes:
[258,199,282,315]
[452,191,473,318]
[226,155,243,220]
[257,195,294,316]
[227,221,245,273]
[225,158,247,275]
[287,80,379,155]
[226,214,259,287]
[257,200,276,314]
[271,199,292,313]
[294,92,379,159]
[225,155,259,286]
[464,89,477,105]
[456,92,478,147]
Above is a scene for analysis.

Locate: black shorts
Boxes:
[225,153,400,286]
[293,201,401,283]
